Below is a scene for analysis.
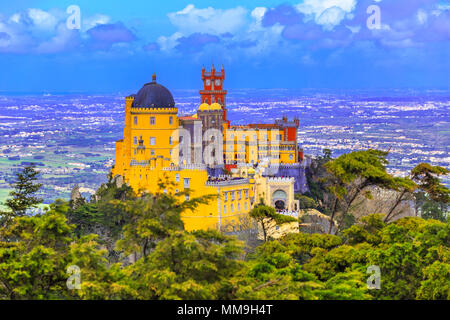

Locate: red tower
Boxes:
[200,64,228,122]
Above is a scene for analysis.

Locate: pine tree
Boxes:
[4,166,43,217]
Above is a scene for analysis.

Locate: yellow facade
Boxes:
[112,75,300,232]
[223,126,297,165]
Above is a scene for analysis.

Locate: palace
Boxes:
[112,65,307,231]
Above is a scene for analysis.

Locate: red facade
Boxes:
[200,65,228,121]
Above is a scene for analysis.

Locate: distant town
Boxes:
[0,89,448,205]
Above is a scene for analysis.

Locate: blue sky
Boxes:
[0,0,449,93]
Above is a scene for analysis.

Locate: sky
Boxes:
[0,0,449,93]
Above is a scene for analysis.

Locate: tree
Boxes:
[0,200,133,300]
[417,261,450,300]
[115,186,216,262]
[249,205,297,242]
[295,194,317,210]
[0,201,75,299]
[3,166,43,219]
[383,177,417,223]
[126,230,244,300]
[410,163,449,222]
[324,149,395,234]
[421,200,447,222]
[411,163,449,203]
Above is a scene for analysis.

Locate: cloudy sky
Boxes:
[0,0,449,92]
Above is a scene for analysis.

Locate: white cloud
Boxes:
[83,14,111,32]
[27,8,58,30]
[167,4,248,35]
[316,6,348,29]
[251,7,267,23]
[36,23,79,54]
[296,0,356,27]
[0,8,114,54]
[157,32,183,51]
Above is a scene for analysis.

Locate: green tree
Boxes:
[3,166,43,219]
[295,194,318,210]
[249,205,297,242]
[116,186,215,261]
[323,149,395,233]
[126,230,244,299]
[0,200,132,300]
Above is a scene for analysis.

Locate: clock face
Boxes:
[215,79,221,86]
[206,79,211,85]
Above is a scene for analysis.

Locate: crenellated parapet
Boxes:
[267,177,295,183]
[205,178,249,187]
[130,107,178,114]
[162,164,207,171]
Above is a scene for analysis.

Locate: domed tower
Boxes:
[118,73,179,175]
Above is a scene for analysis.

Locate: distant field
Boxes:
[0,188,10,208]
[0,91,448,203]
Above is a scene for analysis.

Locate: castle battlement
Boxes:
[205,178,249,187]
[130,107,178,113]
[267,177,295,183]
[162,164,207,171]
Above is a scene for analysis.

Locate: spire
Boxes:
[152,73,156,82]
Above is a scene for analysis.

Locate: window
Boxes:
[224,192,228,201]
[244,202,248,211]
[179,136,183,143]
[139,175,142,179]
[242,134,246,140]
[231,192,235,201]
[175,174,180,182]
[169,137,173,145]
[134,149,137,155]
[245,189,249,199]
[134,136,137,145]
[150,137,156,146]
[151,149,155,155]
[134,116,137,125]
[150,117,155,125]
[184,178,190,188]
[238,190,242,200]
[230,204,234,212]
[224,205,227,214]
[175,189,179,193]
[238,203,241,211]
[185,194,190,201]
[169,116,173,125]
[289,154,293,160]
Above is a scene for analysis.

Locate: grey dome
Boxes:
[132,75,175,108]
